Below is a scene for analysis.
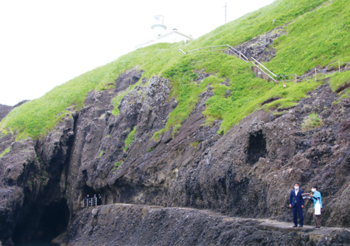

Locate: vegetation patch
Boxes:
[114,161,123,172]
[124,126,136,151]
[268,0,350,75]
[112,90,130,116]
[302,113,323,131]
[190,141,200,150]
[184,0,328,51]
[0,43,182,140]
[153,52,322,138]
[99,150,103,157]
[0,128,9,137]
[0,147,11,158]
[261,97,281,106]
[329,70,350,92]
[333,89,350,105]
[146,147,155,153]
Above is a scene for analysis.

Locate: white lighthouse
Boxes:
[151,15,167,37]
[135,15,193,49]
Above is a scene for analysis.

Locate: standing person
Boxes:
[86,194,90,207]
[289,183,304,227]
[94,194,97,206]
[311,185,323,229]
[98,194,102,205]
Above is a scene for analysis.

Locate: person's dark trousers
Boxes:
[314,213,321,228]
[292,205,304,226]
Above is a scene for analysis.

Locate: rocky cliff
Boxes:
[0,104,13,122]
[0,100,29,121]
[1,66,350,245]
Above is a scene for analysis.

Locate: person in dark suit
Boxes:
[289,182,304,227]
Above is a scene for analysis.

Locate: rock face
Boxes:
[0,100,29,121]
[0,104,13,121]
[61,203,350,246]
[235,27,286,62]
[1,68,350,245]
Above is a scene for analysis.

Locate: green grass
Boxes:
[1,0,348,140]
[0,43,182,140]
[184,0,329,50]
[124,126,136,151]
[0,147,11,157]
[267,0,350,75]
[154,50,324,138]
[329,70,350,92]
[190,141,200,150]
[302,113,323,131]
[99,150,103,157]
[146,147,155,153]
[114,161,123,170]
[333,88,350,105]
[112,91,129,115]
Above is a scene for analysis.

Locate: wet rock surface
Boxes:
[1,68,350,245]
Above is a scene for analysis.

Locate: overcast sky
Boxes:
[0,0,275,106]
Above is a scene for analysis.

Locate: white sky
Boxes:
[0,0,274,106]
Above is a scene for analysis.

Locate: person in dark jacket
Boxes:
[98,194,102,205]
[86,194,90,207]
[289,183,304,227]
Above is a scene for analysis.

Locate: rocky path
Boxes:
[61,202,350,245]
[111,203,350,235]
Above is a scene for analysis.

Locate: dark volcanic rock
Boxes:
[0,104,13,121]
[1,67,350,245]
[12,100,29,108]
[60,204,346,246]
[0,100,29,121]
[234,27,286,62]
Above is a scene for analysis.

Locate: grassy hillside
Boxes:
[1,0,350,140]
[268,0,350,74]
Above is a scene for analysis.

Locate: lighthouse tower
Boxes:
[135,15,192,48]
[151,15,167,37]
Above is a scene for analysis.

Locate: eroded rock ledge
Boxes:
[59,203,350,246]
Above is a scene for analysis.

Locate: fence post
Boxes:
[339,61,341,73]
[294,74,297,84]
[315,68,317,82]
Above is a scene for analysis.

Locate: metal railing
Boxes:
[82,197,98,207]
[180,44,277,83]
[179,44,350,84]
